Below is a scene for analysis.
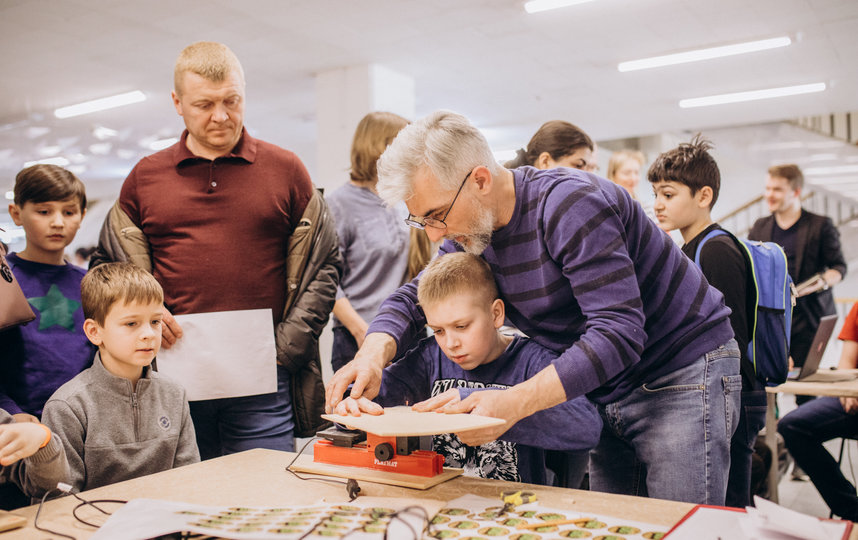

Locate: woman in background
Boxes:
[606,149,646,200]
[326,112,432,373]
[505,120,594,172]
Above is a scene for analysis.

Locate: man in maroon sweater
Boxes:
[93,42,338,459]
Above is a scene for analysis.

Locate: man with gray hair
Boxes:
[327,110,740,505]
[93,42,341,459]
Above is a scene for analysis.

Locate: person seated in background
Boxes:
[327,111,433,373]
[42,263,199,492]
[504,120,594,172]
[648,135,765,508]
[607,149,645,201]
[777,301,858,522]
[0,408,68,507]
[333,252,601,486]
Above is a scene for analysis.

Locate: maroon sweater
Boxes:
[119,129,313,321]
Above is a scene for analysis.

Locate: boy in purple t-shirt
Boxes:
[0,165,94,421]
[333,252,601,485]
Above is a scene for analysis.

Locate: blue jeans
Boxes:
[589,340,741,505]
[331,326,359,374]
[725,384,767,507]
[189,363,294,460]
[778,397,858,521]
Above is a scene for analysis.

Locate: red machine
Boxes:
[313,427,444,477]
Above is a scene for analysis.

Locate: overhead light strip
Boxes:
[54,90,146,119]
[618,36,792,72]
[524,0,596,14]
[679,82,826,109]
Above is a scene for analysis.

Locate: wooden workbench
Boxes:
[4,448,694,539]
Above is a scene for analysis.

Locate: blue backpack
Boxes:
[694,229,796,385]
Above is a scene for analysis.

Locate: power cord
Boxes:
[33,482,127,539]
[284,436,362,501]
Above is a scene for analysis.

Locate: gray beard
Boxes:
[453,205,494,255]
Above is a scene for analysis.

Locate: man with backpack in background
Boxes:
[649,136,793,508]
[750,165,846,401]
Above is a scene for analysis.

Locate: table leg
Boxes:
[765,391,779,503]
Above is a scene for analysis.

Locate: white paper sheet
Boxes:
[156,309,277,401]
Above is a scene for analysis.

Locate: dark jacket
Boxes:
[92,189,342,437]
[749,210,847,318]
[749,210,847,363]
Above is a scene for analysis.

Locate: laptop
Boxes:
[787,314,857,382]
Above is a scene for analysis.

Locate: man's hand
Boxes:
[159,305,183,349]
[841,397,858,414]
[442,389,528,446]
[333,396,384,417]
[325,333,397,413]
[11,413,39,424]
[412,389,462,412]
[0,422,50,465]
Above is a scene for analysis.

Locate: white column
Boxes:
[314,64,415,194]
[312,64,415,387]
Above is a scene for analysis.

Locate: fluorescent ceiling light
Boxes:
[93,126,118,140]
[149,137,179,151]
[525,0,595,14]
[4,191,13,201]
[619,36,791,72]
[54,90,146,119]
[803,164,858,175]
[679,82,825,108]
[23,156,70,167]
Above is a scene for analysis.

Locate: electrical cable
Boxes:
[284,436,361,501]
[33,488,76,540]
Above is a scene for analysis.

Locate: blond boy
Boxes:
[334,253,600,485]
[42,263,199,492]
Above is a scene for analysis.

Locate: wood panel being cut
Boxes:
[322,405,505,436]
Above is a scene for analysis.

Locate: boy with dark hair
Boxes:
[648,135,764,508]
[333,252,601,485]
[1,164,94,421]
[41,263,199,492]
[0,165,93,507]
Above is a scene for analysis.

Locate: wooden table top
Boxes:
[4,448,695,539]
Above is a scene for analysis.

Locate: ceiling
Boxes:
[1,0,857,218]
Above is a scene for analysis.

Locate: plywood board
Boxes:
[289,454,463,490]
[322,405,505,436]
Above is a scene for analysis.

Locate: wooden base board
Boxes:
[289,454,463,490]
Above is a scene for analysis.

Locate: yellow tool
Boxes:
[499,490,537,515]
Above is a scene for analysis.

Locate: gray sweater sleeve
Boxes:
[40,399,87,493]
[0,410,69,498]
[173,396,200,467]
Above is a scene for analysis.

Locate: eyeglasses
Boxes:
[405,169,473,230]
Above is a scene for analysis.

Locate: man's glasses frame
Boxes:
[404,169,474,230]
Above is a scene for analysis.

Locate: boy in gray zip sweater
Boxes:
[42,263,199,492]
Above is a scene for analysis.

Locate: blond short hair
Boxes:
[174,41,245,95]
[417,252,499,309]
[606,149,645,183]
[82,263,164,326]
